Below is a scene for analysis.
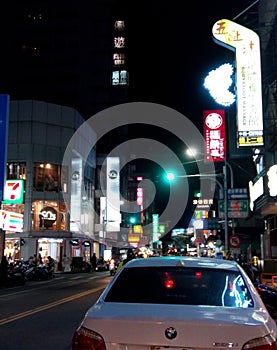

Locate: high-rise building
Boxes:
[0,1,155,260]
[1,0,129,119]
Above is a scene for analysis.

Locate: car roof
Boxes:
[123,256,239,271]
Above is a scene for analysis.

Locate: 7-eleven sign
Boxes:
[3,179,24,204]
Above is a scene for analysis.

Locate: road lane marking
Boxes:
[0,285,104,326]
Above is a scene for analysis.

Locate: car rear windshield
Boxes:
[104,266,254,307]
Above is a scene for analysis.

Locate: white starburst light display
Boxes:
[204,63,236,106]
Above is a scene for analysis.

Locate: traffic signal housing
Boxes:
[128,212,141,225]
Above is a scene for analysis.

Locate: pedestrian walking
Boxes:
[63,254,71,273]
[90,253,97,272]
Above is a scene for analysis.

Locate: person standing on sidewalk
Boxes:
[90,253,97,272]
[63,254,71,273]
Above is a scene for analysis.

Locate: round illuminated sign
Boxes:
[205,112,222,129]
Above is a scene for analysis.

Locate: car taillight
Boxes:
[242,334,277,350]
[71,326,106,350]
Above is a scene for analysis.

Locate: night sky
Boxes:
[126,0,259,125]
[0,0,259,228]
[124,0,259,226]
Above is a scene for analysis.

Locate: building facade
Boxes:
[2,100,97,264]
[248,0,277,265]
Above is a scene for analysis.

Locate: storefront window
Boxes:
[32,200,68,231]
[33,163,61,192]
[6,162,27,180]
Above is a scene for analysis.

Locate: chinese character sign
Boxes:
[203,110,226,162]
[212,19,263,147]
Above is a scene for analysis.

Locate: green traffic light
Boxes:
[129,216,136,224]
[194,190,201,198]
[166,172,175,181]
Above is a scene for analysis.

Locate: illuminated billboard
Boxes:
[212,19,263,147]
[2,179,24,204]
[203,110,226,162]
[0,210,24,232]
[106,157,121,232]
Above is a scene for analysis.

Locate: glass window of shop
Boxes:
[6,162,27,180]
[33,163,61,192]
[32,200,68,231]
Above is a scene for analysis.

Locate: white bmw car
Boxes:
[71,256,277,350]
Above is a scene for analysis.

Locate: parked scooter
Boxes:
[23,262,38,281]
[5,262,26,287]
[44,256,56,279]
[23,257,55,281]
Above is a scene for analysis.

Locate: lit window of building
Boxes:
[114,20,125,31]
[114,36,125,48]
[113,53,125,65]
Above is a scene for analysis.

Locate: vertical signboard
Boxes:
[152,214,160,242]
[106,157,121,232]
[204,109,226,162]
[212,19,263,147]
[70,158,82,232]
[0,95,9,201]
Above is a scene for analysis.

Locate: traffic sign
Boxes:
[218,199,249,218]
[227,188,248,199]
[229,235,241,248]
[204,218,221,230]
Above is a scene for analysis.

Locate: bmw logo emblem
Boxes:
[165,327,177,340]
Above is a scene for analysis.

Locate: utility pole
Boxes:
[223,165,229,252]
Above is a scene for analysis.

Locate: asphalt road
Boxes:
[0,271,111,350]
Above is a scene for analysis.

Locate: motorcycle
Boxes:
[23,260,55,281]
[5,262,26,287]
[95,257,107,272]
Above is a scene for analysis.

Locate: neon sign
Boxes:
[212,19,263,147]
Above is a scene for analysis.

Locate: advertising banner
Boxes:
[212,19,263,147]
[204,110,226,162]
[106,157,121,232]
[0,210,23,232]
